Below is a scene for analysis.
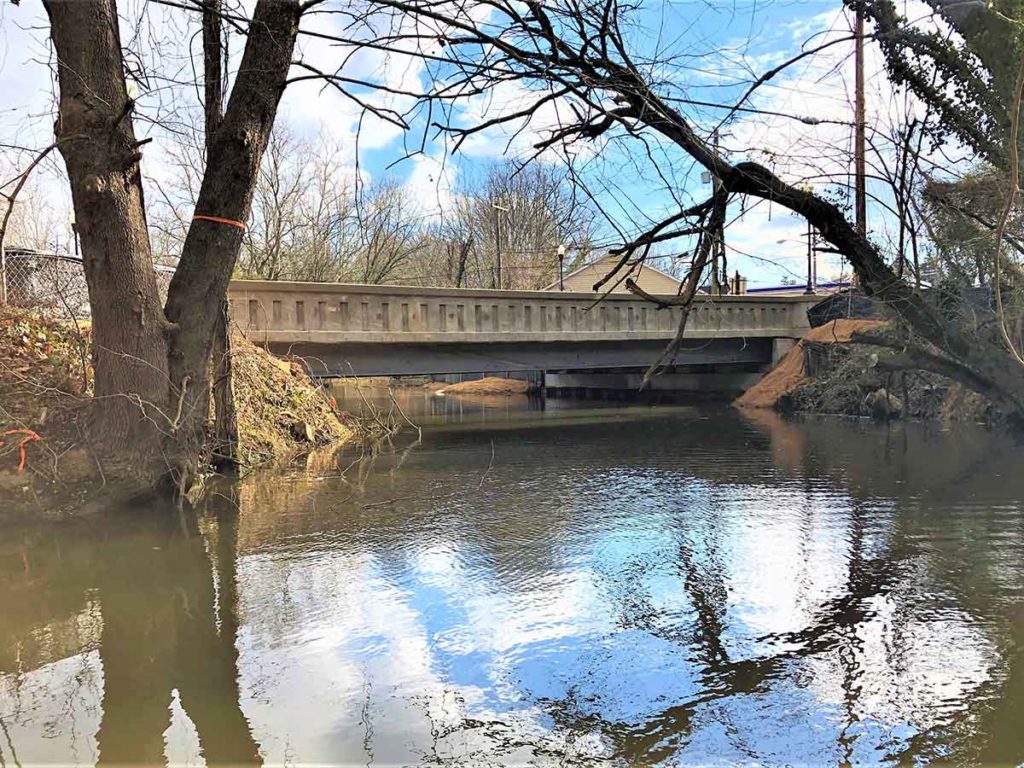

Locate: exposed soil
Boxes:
[735,320,884,409]
[735,318,993,422]
[230,338,351,467]
[0,308,350,519]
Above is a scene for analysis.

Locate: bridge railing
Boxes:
[228,280,815,344]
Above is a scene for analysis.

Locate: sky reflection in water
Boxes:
[2,403,1023,766]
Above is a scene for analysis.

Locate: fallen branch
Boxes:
[850,330,1013,409]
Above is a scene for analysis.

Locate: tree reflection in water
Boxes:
[2,408,1024,765]
[96,497,259,765]
[0,495,258,766]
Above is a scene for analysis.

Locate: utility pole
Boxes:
[854,1,867,237]
[710,129,724,295]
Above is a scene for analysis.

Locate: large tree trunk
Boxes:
[164,0,300,489]
[202,0,240,471]
[211,297,239,468]
[46,0,301,492]
[617,84,1024,421]
[44,0,172,471]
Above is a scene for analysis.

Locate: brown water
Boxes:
[2,401,1024,766]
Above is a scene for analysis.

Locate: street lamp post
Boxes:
[557,244,567,290]
[777,226,817,294]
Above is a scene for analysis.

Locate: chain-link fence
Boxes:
[0,249,174,320]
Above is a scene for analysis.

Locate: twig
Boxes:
[171,375,190,430]
[991,56,1024,367]
[477,440,495,490]
[362,441,497,509]
[388,390,421,438]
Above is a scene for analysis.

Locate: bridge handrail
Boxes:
[228,279,819,304]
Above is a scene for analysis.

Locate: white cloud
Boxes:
[710,1,954,284]
[402,151,458,221]
[0,2,424,250]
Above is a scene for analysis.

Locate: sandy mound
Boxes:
[735,319,885,409]
[436,377,536,395]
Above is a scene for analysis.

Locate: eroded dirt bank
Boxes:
[736,319,993,422]
[0,308,351,519]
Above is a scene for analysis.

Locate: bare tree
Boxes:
[240,152,421,285]
[1,175,63,253]
[240,128,311,281]
[409,229,474,287]
[40,0,302,489]
[289,140,359,282]
[347,0,1024,417]
[447,161,595,289]
[351,180,426,284]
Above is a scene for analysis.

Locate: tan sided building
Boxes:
[544,254,682,294]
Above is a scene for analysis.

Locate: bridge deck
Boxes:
[226,281,815,376]
[228,281,815,344]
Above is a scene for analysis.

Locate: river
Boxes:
[2,393,1023,766]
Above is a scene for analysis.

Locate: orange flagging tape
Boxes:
[193,214,246,230]
[1,429,41,473]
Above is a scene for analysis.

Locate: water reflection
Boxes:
[328,383,698,430]
[329,383,545,428]
[2,408,1024,765]
[1,500,257,765]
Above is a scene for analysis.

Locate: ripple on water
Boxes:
[3,410,1024,765]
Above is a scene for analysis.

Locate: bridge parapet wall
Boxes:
[227,280,815,344]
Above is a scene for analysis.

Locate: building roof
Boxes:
[542,254,681,292]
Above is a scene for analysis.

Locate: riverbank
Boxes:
[736,319,993,422]
[0,308,351,518]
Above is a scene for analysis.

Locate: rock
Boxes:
[290,420,315,442]
[863,388,903,420]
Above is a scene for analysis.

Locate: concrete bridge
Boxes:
[227,280,816,382]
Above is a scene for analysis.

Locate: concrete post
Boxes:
[772,337,797,365]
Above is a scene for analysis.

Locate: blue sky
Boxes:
[0,0,924,288]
